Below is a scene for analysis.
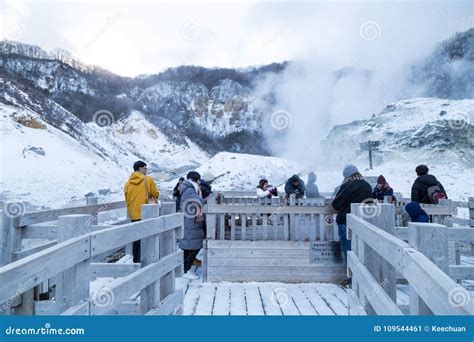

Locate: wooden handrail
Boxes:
[0,212,183,307]
[15,200,126,227]
[347,212,474,316]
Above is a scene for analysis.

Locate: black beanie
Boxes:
[186,171,201,182]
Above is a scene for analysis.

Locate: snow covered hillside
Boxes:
[162,152,306,192]
[321,98,474,200]
[0,77,210,207]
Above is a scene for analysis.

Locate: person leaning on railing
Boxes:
[331,164,372,269]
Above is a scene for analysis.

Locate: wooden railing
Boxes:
[0,203,184,316]
[346,203,474,315]
[205,194,337,241]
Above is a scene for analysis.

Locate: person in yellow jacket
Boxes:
[124,160,159,262]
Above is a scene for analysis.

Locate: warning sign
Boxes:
[325,215,334,225]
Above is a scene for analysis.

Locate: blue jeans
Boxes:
[338,224,351,264]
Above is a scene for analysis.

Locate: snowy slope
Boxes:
[321,98,474,200]
[161,151,306,193]
[0,79,211,207]
[0,104,130,207]
[105,111,208,172]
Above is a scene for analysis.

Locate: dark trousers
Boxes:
[131,219,141,263]
[183,249,201,273]
[338,224,351,265]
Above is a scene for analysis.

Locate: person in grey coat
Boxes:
[179,171,205,279]
[305,172,320,198]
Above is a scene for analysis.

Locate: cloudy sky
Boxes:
[1,0,473,76]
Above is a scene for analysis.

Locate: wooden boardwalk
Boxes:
[178,278,349,316]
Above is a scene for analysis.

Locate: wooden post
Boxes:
[351,203,397,314]
[86,197,99,225]
[55,214,91,313]
[469,197,474,256]
[439,199,459,265]
[206,194,217,239]
[408,222,449,315]
[0,209,13,315]
[159,202,177,300]
[140,204,161,314]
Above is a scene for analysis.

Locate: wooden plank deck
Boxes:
[177,277,350,316]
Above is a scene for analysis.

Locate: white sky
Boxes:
[1,0,473,76]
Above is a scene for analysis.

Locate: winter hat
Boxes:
[202,171,215,181]
[186,171,201,182]
[415,165,429,176]
[377,175,387,185]
[342,164,358,178]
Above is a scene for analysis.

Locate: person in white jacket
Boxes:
[256,179,278,198]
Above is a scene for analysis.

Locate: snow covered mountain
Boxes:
[1,27,474,207]
[0,41,286,155]
[322,98,474,200]
[411,28,474,99]
[0,76,209,207]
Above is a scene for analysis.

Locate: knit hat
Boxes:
[377,175,387,185]
[415,165,429,176]
[342,164,358,178]
[201,171,215,181]
[186,171,201,182]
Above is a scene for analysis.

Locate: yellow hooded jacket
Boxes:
[124,172,159,220]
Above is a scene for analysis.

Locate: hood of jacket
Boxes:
[180,179,198,194]
[405,202,425,221]
[416,174,438,186]
[127,172,146,185]
[308,173,317,183]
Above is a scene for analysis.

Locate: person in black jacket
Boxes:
[285,175,305,199]
[332,164,372,264]
[411,165,447,204]
[173,177,185,211]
